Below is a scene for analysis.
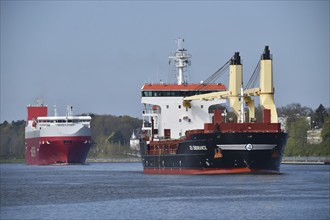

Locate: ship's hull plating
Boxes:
[140,132,288,174]
[25,136,92,165]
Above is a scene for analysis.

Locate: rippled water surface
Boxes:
[1,163,329,219]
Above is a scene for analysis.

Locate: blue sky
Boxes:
[1,1,329,122]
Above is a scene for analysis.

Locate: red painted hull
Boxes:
[25,136,92,165]
[144,167,280,175]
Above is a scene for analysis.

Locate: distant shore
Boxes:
[1,157,329,165]
[281,156,330,165]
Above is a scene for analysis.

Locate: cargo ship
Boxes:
[138,38,288,174]
[25,103,92,165]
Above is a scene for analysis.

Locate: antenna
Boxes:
[177,38,184,51]
[53,105,58,117]
[36,98,43,106]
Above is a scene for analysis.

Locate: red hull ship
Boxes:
[25,104,92,165]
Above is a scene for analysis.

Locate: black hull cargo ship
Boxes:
[140,110,288,174]
[138,38,287,174]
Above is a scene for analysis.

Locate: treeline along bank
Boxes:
[1,103,329,160]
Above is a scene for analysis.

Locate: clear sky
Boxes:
[1,1,329,122]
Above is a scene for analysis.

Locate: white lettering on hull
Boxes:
[189,145,207,151]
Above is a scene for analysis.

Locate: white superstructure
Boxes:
[25,105,91,139]
[141,38,226,140]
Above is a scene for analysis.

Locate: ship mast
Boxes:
[53,105,58,117]
[239,84,245,123]
[169,38,192,85]
[66,105,73,117]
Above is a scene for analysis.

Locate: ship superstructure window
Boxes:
[141,90,220,97]
[38,119,90,124]
[166,105,169,109]
[178,105,181,109]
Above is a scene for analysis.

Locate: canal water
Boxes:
[1,163,329,219]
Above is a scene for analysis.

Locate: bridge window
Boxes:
[142,90,220,97]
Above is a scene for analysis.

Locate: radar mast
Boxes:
[169,38,192,85]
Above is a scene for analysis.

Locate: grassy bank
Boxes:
[0,158,25,163]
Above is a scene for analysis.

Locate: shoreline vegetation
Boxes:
[1,103,329,162]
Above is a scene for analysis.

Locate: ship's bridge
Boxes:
[141,83,226,96]
[141,83,226,140]
[36,116,91,127]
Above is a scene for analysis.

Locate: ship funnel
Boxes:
[231,52,241,65]
[27,105,48,121]
[261,46,271,60]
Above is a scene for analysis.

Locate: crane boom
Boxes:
[183,46,279,123]
[183,91,230,101]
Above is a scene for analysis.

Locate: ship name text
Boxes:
[189,145,207,151]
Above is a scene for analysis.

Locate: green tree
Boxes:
[89,114,142,158]
[320,116,330,155]
[0,120,25,159]
[108,131,125,144]
[277,103,313,118]
[314,104,328,128]
[285,117,309,156]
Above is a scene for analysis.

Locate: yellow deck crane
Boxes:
[183,46,278,123]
